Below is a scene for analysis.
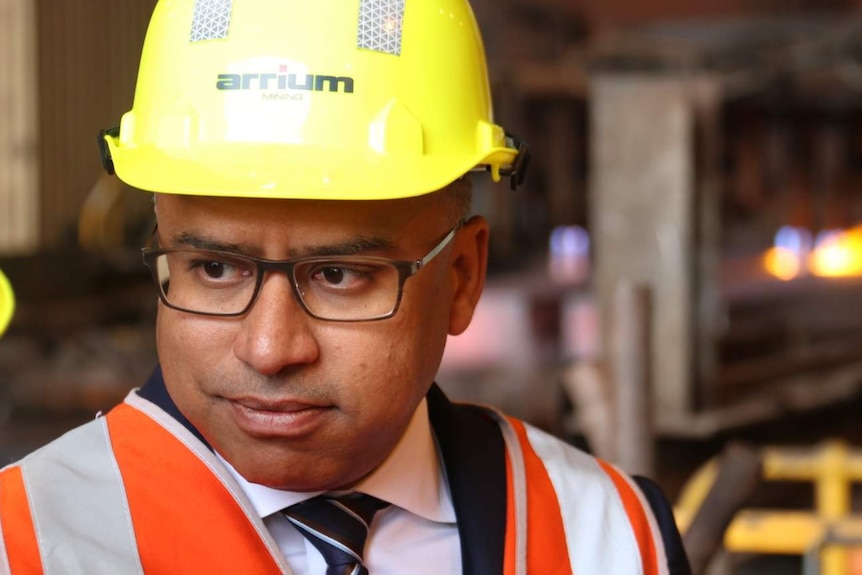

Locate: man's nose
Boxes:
[232,272,319,376]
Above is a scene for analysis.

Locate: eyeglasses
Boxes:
[141,222,462,322]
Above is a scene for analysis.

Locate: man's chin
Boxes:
[229,455,366,492]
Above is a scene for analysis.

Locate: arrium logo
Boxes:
[216,64,355,94]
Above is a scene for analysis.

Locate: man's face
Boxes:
[153,191,487,491]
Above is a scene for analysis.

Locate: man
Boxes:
[0,0,691,573]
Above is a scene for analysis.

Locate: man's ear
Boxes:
[448,215,489,335]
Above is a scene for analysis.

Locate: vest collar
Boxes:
[426,384,507,575]
[138,366,508,575]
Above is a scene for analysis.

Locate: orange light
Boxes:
[764,247,802,281]
[809,227,862,278]
[764,225,810,281]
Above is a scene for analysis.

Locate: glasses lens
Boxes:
[151,251,258,315]
[294,260,401,321]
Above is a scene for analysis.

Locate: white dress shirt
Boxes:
[217,398,462,575]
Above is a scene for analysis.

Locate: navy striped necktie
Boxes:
[283,493,389,575]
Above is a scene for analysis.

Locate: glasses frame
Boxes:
[141,221,463,322]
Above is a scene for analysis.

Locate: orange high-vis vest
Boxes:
[0,392,669,574]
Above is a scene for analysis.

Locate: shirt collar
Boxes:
[217,397,456,524]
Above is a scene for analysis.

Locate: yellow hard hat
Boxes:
[100,0,528,200]
[0,269,15,337]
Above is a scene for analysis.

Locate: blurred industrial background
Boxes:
[12,0,862,573]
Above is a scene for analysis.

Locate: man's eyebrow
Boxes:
[166,232,396,257]
[302,237,396,257]
[169,233,248,253]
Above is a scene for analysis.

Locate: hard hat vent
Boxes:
[190,0,233,43]
[357,0,405,56]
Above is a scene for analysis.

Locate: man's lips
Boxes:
[225,396,334,438]
[232,396,328,412]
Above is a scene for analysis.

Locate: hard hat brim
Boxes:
[105,136,517,200]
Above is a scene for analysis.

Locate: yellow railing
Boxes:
[676,440,862,575]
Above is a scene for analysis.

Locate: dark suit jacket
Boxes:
[139,367,691,575]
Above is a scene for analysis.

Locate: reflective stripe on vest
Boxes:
[498,415,670,575]
[0,417,143,575]
[2,392,669,575]
[0,393,289,575]
[597,459,669,575]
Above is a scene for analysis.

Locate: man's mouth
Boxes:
[225,396,334,438]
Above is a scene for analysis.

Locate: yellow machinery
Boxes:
[676,440,862,575]
[0,268,14,337]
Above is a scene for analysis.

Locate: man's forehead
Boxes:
[155,190,444,211]
[154,190,452,229]
[159,227,398,259]
[152,192,451,256]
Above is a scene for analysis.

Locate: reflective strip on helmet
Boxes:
[190,0,234,43]
[357,0,405,56]
[20,418,144,574]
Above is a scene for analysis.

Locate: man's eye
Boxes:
[320,266,346,285]
[187,257,251,282]
[202,261,228,279]
[309,263,378,291]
